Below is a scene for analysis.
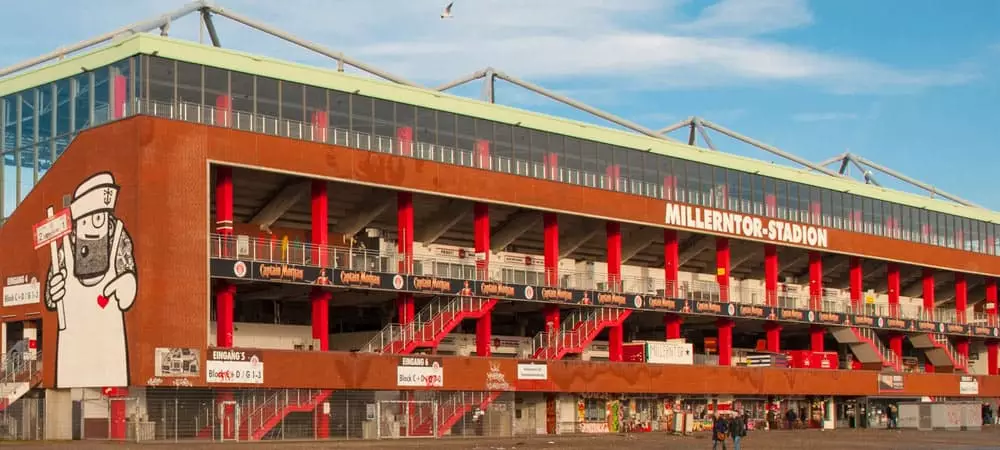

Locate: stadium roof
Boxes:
[2,0,997,225]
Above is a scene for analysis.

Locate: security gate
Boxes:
[219,401,240,442]
[377,400,437,438]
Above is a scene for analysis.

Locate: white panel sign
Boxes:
[645,341,694,365]
[206,349,264,384]
[397,356,443,387]
[517,363,548,380]
[960,376,979,395]
[3,275,41,307]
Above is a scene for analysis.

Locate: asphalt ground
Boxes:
[4,428,1000,449]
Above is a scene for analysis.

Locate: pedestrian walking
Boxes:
[712,415,729,450]
[730,412,747,450]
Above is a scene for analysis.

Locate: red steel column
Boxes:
[310,180,330,352]
[543,213,559,286]
[397,192,415,324]
[214,287,235,347]
[311,110,329,142]
[214,94,231,127]
[989,279,999,375]
[664,314,682,340]
[955,337,970,371]
[717,319,734,367]
[764,244,778,307]
[716,238,730,302]
[543,306,560,334]
[849,257,863,312]
[474,202,492,357]
[606,221,623,362]
[888,334,903,362]
[808,251,823,310]
[764,322,781,353]
[397,126,414,157]
[810,326,825,352]
[546,153,560,181]
[955,273,967,324]
[475,139,491,170]
[113,74,127,119]
[215,166,235,349]
[887,263,900,318]
[923,268,936,320]
[664,229,679,297]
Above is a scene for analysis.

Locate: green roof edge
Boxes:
[3,33,998,224]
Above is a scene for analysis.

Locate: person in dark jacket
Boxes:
[712,415,729,450]
[730,412,747,450]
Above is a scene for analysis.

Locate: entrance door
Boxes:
[220,401,239,441]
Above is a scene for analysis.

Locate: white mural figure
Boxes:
[45,172,137,388]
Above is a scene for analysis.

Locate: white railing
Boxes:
[856,327,900,371]
[931,334,968,370]
[209,232,978,328]
[0,349,41,385]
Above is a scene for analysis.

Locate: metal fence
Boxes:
[2,388,519,443]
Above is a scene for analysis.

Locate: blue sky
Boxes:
[2,0,999,210]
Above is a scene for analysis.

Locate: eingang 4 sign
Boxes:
[665,202,829,249]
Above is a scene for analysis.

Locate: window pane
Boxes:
[254,76,279,117]
[513,126,529,169]
[148,56,175,104]
[330,91,350,130]
[176,62,202,106]
[455,114,475,151]
[72,73,91,131]
[39,85,53,144]
[437,111,455,148]
[493,122,512,161]
[231,71,254,114]
[281,81,304,123]
[415,107,435,144]
[55,78,71,137]
[204,66,229,109]
[529,129,548,169]
[351,94,373,135]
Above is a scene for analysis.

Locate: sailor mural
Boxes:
[44,172,137,388]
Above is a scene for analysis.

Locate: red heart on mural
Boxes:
[97,295,110,309]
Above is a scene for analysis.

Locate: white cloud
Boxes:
[0,0,979,97]
[791,112,860,122]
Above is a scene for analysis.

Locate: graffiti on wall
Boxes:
[42,172,137,388]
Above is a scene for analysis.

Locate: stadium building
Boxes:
[1,1,998,442]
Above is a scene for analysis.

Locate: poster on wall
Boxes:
[206,349,264,384]
[3,274,41,307]
[397,356,443,387]
[154,348,201,378]
[517,363,548,380]
[960,376,980,395]
[878,374,904,392]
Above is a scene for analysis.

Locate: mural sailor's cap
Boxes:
[70,172,120,221]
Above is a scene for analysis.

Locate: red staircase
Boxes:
[362,296,497,353]
[196,389,332,441]
[531,307,632,360]
[410,391,503,437]
[830,327,901,372]
[909,333,968,372]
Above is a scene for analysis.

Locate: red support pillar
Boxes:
[888,333,903,361]
[315,404,330,440]
[607,222,622,291]
[955,273,967,324]
[922,268,936,320]
[214,94,231,127]
[716,238,730,302]
[808,251,823,310]
[986,278,998,326]
[849,257,863,312]
[474,202,492,357]
[955,338,970,370]
[717,319,734,366]
[764,244,778,307]
[215,283,235,348]
[988,341,999,376]
[397,126,414,157]
[543,213,559,286]
[543,305,560,333]
[475,139,491,170]
[887,263,900,318]
[215,166,234,254]
[113,74,127,119]
[397,192,415,325]
[311,110,329,142]
[664,229,679,297]
[764,322,781,353]
[809,325,825,352]
[545,153,560,181]
[310,179,332,353]
[664,314,682,340]
[606,221,623,362]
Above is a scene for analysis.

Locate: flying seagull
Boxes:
[441,2,454,19]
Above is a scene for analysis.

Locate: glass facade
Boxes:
[1,53,998,261]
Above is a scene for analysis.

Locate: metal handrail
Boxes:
[209,230,977,328]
